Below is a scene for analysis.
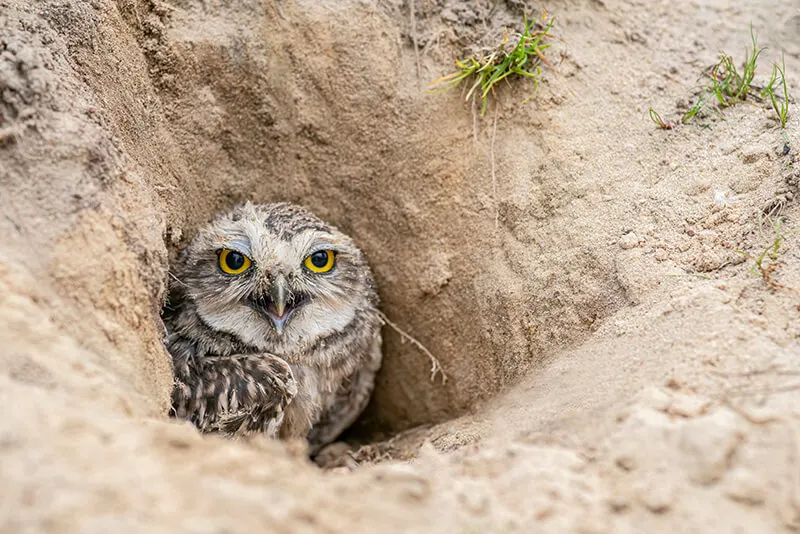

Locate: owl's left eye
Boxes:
[303,250,335,273]
[218,249,252,275]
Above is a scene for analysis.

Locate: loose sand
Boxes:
[2,0,800,531]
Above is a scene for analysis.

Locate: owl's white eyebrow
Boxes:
[223,238,252,257]
[309,242,338,252]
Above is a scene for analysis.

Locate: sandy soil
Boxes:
[2,0,800,531]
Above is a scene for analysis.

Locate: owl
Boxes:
[163,202,382,453]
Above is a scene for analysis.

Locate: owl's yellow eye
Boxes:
[303,250,335,273]
[218,249,252,275]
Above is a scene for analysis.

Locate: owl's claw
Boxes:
[171,353,296,438]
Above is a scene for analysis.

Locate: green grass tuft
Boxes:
[710,25,764,107]
[762,54,790,128]
[429,15,555,115]
[649,24,791,130]
[735,215,797,289]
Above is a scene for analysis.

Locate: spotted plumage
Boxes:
[163,202,382,452]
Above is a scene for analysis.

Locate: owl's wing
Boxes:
[306,334,383,453]
[172,353,298,438]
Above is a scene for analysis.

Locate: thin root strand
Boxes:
[377,311,448,384]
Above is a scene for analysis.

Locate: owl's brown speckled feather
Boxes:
[163,202,382,452]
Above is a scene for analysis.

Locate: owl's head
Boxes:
[174,202,377,355]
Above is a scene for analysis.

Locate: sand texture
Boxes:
[2,0,800,531]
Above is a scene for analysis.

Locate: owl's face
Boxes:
[176,203,376,356]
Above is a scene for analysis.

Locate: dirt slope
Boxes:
[2,0,800,532]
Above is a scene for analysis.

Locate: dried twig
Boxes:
[377,311,447,384]
[410,0,421,88]
[168,271,189,287]
[491,106,499,228]
[472,93,479,144]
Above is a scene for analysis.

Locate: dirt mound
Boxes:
[2,0,800,531]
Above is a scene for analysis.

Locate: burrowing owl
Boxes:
[163,202,382,452]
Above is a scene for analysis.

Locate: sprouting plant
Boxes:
[710,25,764,107]
[681,93,708,123]
[762,54,790,128]
[429,15,555,115]
[735,215,796,289]
[648,24,787,130]
[649,94,708,130]
[649,107,676,130]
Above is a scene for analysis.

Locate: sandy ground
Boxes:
[2,0,800,531]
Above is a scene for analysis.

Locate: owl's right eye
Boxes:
[218,249,252,275]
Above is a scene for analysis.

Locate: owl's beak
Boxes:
[271,280,288,319]
[268,279,290,336]
[247,277,306,337]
